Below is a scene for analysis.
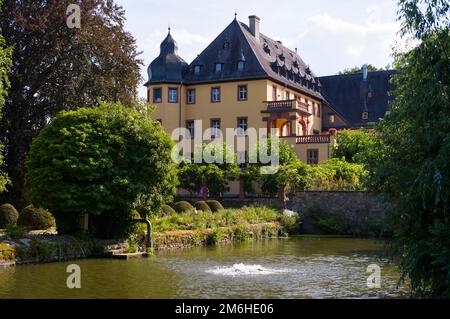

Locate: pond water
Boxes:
[0,237,407,299]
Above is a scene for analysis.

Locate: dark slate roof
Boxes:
[319,70,397,127]
[182,19,323,99]
[146,32,189,85]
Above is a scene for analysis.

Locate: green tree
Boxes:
[250,138,301,205]
[178,143,240,198]
[0,0,142,202]
[337,64,388,75]
[0,0,12,193]
[26,102,178,239]
[369,0,450,297]
[332,129,380,164]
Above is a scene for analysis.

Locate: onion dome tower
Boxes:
[146,28,188,84]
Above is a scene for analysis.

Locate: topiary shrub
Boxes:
[206,200,224,212]
[172,201,195,214]
[161,204,176,216]
[0,203,19,228]
[26,102,178,239]
[17,205,56,230]
[194,201,212,212]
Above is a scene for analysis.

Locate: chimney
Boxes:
[249,15,260,39]
[362,64,368,81]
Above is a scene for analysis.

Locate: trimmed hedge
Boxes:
[206,200,224,212]
[195,201,212,212]
[17,205,56,230]
[172,201,195,214]
[0,203,19,228]
[162,204,176,216]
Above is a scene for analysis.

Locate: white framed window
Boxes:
[307,149,319,164]
[237,117,248,136]
[237,61,246,71]
[187,89,196,104]
[153,88,162,103]
[238,85,248,101]
[211,87,221,102]
[329,114,335,124]
[214,63,222,73]
[168,87,178,103]
[194,65,201,75]
[211,119,221,139]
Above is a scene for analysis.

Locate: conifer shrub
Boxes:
[0,203,19,228]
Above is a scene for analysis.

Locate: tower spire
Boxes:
[234,9,237,20]
[168,24,171,34]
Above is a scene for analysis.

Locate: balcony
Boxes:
[296,134,331,144]
[264,99,309,113]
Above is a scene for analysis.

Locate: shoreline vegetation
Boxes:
[0,205,298,266]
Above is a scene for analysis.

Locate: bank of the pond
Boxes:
[0,221,286,266]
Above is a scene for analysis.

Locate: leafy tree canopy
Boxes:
[368,0,450,297]
[0,0,12,193]
[337,64,390,75]
[0,0,143,202]
[26,102,178,238]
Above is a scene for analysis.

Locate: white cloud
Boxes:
[307,12,398,35]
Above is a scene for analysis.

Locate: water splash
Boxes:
[206,263,292,276]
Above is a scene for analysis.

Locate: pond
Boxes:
[0,237,407,299]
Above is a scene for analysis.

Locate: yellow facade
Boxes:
[148,79,329,162]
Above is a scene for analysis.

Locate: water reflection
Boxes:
[0,237,406,299]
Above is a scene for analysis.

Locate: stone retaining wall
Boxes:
[289,191,391,237]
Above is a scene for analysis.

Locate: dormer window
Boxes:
[214,63,223,73]
[194,65,202,75]
[362,112,369,120]
[237,61,246,71]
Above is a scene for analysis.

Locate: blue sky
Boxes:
[115,0,401,97]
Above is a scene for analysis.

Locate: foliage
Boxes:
[0,0,12,193]
[306,158,368,191]
[0,242,14,261]
[161,204,176,216]
[367,0,450,297]
[17,205,55,230]
[4,224,24,240]
[178,143,240,197]
[26,102,178,238]
[172,201,196,214]
[0,203,18,228]
[0,0,143,201]
[337,64,389,75]
[251,138,302,196]
[149,206,283,233]
[205,200,224,212]
[277,212,301,234]
[332,129,380,164]
[194,201,212,212]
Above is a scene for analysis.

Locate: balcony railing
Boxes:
[265,100,309,113]
[296,134,331,144]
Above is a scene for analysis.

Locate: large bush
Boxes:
[194,201,212,212]
[206,200,224,212]
[0,203,18,228]
[26,102,178,238]
[161,204,176,216]
[17,205,55,230]
[173,201,195,214]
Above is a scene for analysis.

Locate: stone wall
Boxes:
[289,191,390,237]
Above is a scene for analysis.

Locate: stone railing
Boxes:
[296,134,331,144]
